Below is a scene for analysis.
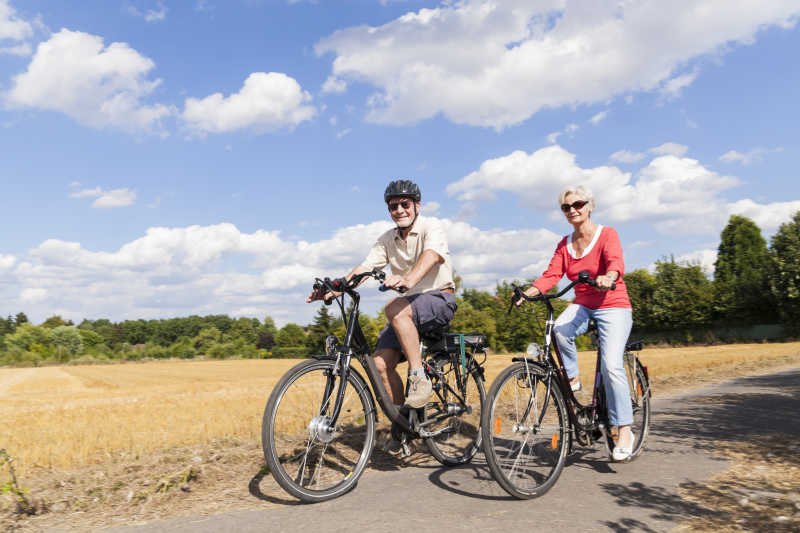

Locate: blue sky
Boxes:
[0,0,798,326]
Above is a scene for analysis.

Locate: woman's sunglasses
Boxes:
[561,200,588,213]
[388,200,414,212]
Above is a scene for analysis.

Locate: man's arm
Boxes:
[383,249,443,291]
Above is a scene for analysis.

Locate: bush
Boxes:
[270,346,309,358]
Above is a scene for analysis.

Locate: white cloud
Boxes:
[719,147,782,165]
[0,42,30,56]
[0,0,32,43]
[70,187,137,208]
[546,131,561,144]
[446,144,742,234]
[322,76,347,93]
[727,199,800,232]
[336,128,352,139]
[182,72,316,134]
[422,201,440,216]
[0,254,15,270]
[675,249,717,276]
[20,287,47,303]
[610,150,646,164]
[649,142,688,157]
[128,2,168,22]
[660,70,698,101]
[315,0,800,128]
[3,217,567,325]
[589,111,608,124]
[5,29,172,133]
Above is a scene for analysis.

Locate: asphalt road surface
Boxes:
[103,368,800,533]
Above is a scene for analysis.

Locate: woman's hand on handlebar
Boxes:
[515,285,541,306]
[594,274,616,291]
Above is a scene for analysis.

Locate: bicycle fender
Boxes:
[637,359,652,398]
[510,358,548,376]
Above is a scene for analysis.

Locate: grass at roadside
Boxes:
[678,435,800,532]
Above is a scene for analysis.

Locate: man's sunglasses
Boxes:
[388,200,414,212]
[561,200,589,213]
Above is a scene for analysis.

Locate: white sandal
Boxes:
[612,432,635,462]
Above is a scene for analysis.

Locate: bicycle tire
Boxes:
[481,362,569,499]
[424,359,485,466]
[261,359,376,503]
[605,359,651,461]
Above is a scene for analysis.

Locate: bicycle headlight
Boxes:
[526,342,541,358]
[325,335,340,357]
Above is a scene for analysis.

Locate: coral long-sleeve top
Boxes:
[531,225,632,310]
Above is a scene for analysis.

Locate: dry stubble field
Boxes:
[2,342,800,531]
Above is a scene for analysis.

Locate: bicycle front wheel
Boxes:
[424,359,485,466]
[262,359,376,502]
[481,362,568,499]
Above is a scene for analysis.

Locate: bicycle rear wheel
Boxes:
[481,362,568,499]
[605,358,651,461]
[262,359,376,502]
[423,357,485,466]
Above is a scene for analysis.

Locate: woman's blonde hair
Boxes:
[558,185,595,211]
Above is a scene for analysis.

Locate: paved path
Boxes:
[103,368,800,533]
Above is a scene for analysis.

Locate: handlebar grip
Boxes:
[379,284,407,294]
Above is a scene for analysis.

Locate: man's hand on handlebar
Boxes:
[382,274,412,293]
[306,287,335,304]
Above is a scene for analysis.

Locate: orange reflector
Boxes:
[494,417,502,435]
[551,433,559,450]
[637,382,643,396]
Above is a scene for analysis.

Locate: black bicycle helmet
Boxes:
[384,179,421,203]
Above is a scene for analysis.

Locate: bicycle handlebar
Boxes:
[312,269,395,303]
[508,270,616,313]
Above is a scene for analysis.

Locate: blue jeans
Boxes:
[553,304,633,426]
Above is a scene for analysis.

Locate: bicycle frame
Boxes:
[314,271,463,437]
[511,273,615,434]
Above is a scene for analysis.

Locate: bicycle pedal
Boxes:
[401,442,411,457]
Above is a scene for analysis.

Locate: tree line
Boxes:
[1,211,798,366]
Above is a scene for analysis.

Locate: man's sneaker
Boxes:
[382,435,405,456]
[406,374,432,408]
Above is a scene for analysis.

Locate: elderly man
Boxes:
[307,179,456,410]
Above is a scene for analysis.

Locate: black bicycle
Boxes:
[481,271,651,499]
[261,269,487,502]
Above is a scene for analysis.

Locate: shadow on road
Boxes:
[599,369,800,531]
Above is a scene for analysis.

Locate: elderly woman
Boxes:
[519,185,635,461]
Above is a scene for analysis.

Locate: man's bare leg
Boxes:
[373,348,404,405]
[385,298,422,370]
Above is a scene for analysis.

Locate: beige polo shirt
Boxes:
[361,215,455,296]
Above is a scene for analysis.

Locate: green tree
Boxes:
[15,312,28,327]
[713,215,777,324]
[5,323,49,351]
[49,326,83,356]
[769,210,800,333]
[275,323,306,347]
[307,305,338,353]
[42,315,71,329]
[625,269,657,331]
[650,259,713,330]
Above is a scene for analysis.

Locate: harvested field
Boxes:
[1,342,799,531]
[2,343,800,475]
